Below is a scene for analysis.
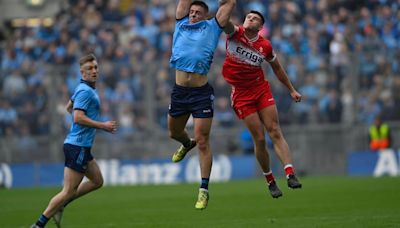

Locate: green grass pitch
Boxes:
[1,176,399,228]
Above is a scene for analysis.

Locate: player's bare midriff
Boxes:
[175,70,208,87]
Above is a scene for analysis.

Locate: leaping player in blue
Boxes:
[168,0,236,210]
[31,54,117,228]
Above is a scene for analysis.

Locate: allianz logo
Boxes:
[96,155,232,186]
[373,149,400,177]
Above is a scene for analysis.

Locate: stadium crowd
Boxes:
[1,0,400,138]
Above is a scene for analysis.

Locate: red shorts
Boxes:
[231,80,275,119]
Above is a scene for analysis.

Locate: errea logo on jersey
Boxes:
[203,109,211,113]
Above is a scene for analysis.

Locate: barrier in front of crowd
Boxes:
[0,154,257,188]
[348,148,400,176]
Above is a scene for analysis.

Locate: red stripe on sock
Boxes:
[285,166,294,176]
[264,173,275,184]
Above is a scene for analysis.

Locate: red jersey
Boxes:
[222,26,276,89]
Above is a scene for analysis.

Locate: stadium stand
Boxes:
[0,0,399,165]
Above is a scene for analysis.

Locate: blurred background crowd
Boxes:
[0,0,399,140]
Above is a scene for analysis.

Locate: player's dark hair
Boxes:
[79,53,97,66]
[246,10,265,25]
[190,1,209,13]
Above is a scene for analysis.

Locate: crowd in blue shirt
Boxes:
[1,0,399,138]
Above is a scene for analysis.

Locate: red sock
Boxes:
[284,164,294,177]
[263,171,275,184]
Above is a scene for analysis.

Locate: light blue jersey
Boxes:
[170,16,223,75]
[64,80,100,147]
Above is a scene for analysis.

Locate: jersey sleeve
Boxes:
[72,90,91,112]
[211,17,223,34]
[176,16,189,26]
[264,40,276,62]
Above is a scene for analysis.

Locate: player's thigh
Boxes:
[168,83,193,132]
[243,112,265,140]
[63,167,85,192]
[193,117,212,141]
[259,105,280,131]
[168,114,191,133]
[85,159,103,185]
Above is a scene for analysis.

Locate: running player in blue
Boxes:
[168,0,236,210]
[31,54,117,228]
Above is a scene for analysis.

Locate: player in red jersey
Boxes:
[222,10,302,198]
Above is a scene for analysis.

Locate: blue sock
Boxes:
[36,214,49,227]
[200,178,209,190]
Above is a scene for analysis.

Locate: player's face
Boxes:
[81,60,99,83]
[243,13,263,31]
[189,5,207,24]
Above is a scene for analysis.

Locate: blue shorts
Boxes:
[169,83,214,118]
[63,143,94,173]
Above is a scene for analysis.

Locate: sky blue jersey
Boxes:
[64,80,100,147]
[170,16,223,75]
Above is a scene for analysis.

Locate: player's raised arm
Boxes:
[269,58,302,102]
[216,0,236,27]
[223,20,237,36]
[176,0,192,20]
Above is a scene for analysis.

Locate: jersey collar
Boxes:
[242,28,259,43]
[244,33,259,43]
[80,79,96,89]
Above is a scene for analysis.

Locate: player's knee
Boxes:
[196,138,209,152]
[95,181,103,189]
[268,125,282,140]
[197,143,209,152]
[62,188,78,199]
[93,177,104,189]
[254,137,266,147]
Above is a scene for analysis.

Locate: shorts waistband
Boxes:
[64,143,92,150]
[174,83,211,91]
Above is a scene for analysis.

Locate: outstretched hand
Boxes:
[103,121,118,134]
[291,91,302,102]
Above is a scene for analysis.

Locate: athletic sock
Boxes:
[36,214,49,227]
[284,164,294,178]
[200,178,209,190]
[183,139,192,148]
[263,171,275,184]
